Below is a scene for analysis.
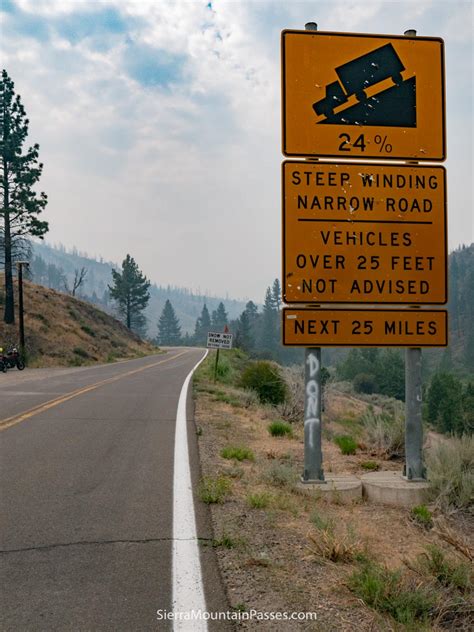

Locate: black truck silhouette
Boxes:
[313,43,406,118]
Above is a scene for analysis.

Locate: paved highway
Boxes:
[0,349,229,631]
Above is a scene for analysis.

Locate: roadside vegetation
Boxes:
[193,349,473,630]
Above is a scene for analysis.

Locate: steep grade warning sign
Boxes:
[282,161,447,305]
[281,30,445,161]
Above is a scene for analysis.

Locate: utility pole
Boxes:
[403,29,426,481]
[301,21,324,483]
[17,261,29,362]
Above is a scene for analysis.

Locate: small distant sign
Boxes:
[207,332,233,350]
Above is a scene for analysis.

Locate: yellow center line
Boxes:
[0,350,191,432]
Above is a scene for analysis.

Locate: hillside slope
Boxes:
[0,280,157,367]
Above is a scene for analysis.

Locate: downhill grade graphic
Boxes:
[281,31,445,160]
[313,43,417,127]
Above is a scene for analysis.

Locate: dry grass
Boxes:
[306,528,363,564]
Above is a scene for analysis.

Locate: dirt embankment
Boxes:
[0,279,157,367]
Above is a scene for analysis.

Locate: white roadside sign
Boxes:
[207,332,233,349]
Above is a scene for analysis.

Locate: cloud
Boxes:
[1,0,472,300]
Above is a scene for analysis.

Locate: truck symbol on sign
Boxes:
[313,43,407,119]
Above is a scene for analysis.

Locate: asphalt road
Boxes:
[0,349,229,631]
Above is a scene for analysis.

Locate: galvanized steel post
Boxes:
[301,21,324,483]
[403,29,426,481]
[303,347,324,481]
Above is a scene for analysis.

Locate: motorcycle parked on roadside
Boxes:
[0,347,25,371]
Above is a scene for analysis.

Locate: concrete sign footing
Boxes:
[297,474,362,503]
[361,471,429,507]
[296,471,431,507]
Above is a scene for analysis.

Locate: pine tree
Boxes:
[1,70,48,323]
[108,254,150,334]
[235,309,254,352]
[260,286,278,354]
[157,299,182,346]
[244,300,258,325]
[271,278,282,311]
[193,303,211,345]
[211,301,228,330]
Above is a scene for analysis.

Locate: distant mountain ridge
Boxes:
[31,241,250,335]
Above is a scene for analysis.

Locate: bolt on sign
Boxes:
[283,307,447,347]
[281,30,445,161]
[282,161,447,305]
[207,332,233,350]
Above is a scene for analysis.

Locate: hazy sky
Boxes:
[1,0,472,301]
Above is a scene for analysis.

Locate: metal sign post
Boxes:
[403,29,426,481]
[303,347,324,481]
[301,22,324,483]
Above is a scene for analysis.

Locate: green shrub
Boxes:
[198,476,231,504]
[262,462,297,488]
[348,562,436,626]
[73,347,89,358]
[426,372,470,435]
[307,527,362,563]
[410,505,433,529]
[32,313,49,325]
[268,420,293,437]
[239,361,287,405]
[247,492,271,509]
[426,434,474,510]
[309,510,334,532]
[215,355,231,380]
[80,324,96,337]
[416,545,472,591]
[360,460,379,471]
[212,532,244,549]
[220,446,255,462]
[361,404,405,457]
[334,435,357,455]
[354,373,377,394]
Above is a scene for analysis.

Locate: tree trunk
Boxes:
[3,158,14,324]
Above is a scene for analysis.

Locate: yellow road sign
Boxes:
[282,161,447,304]
[283,308,447,347]
[282,30,445,161]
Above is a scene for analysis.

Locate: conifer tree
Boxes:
[211,301,228,330]
[157,299,182,346]
[260,286,279,355]
[1,70,48,323]
[108,254,150,334]
[193,303,211,345]
[271,278,282,311]
[236,309,253,352]
[244,300,258,325]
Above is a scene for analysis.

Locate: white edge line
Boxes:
[172,349,209,631]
